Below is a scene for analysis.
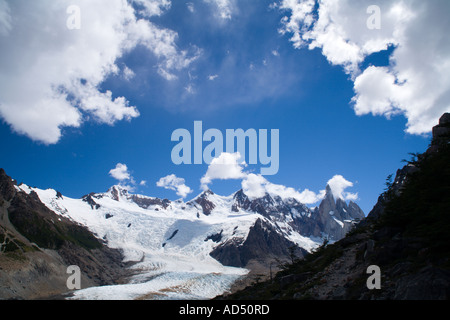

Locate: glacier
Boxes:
[15,184,320,300]
[14,181,365,300]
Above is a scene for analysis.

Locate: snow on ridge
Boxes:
[333,217,344,228]
[15,183,33,195]
[15,184,322,300]
[25,186,257,299]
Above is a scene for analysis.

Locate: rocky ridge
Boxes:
[223,113,450,300]
[0,170,130,300]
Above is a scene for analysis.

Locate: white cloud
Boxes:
[241,173,357,204]
[157,174,193,198]
[134,0,171,17]
[242,173,325,204]
[200,152,247,190]
[109,163,131,181]
[201,153,356,205]
[0,0,200,144]
[278,0,450,135]
[327,175,358,202]
[187,2,195,13]
[123,66,136,81]
[109,163,147,192]
[75,84,140,125]
[241,173,267,199]
[279,0,399,74]
[278,0,316,48]
[208,74,219,81]
[204,0,236,20]
[297,188,326,204]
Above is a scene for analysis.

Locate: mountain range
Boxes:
[223,113,450,300]
[4,109,448,300]
[0,166,364,299]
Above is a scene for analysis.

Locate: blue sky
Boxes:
[1,0,447,214]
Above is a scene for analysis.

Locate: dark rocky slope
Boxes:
[222,113,450,300]
[211,218,308,268]
[0,169,130,300]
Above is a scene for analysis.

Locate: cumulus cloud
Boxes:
[109,163,132,181]
[139,180,147,186]
[157,174,193,198]
[200,152,247,190]
[327,175,358,202]
[278,0,450,134]
[109,163,148,192]
[242,173,357,204]
[0,0,200,144]
[201,153,357,204]
[242,173,326,204]
[241,173,267,199]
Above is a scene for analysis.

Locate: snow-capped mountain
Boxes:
[11,182,364,299]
